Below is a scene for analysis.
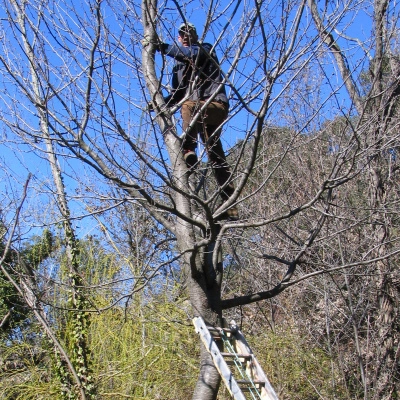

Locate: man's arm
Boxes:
[160,43,210,63]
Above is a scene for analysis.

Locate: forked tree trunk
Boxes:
[141,1,223,398]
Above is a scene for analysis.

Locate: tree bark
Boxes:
[141,1,223,398]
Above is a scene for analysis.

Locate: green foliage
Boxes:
[0,235,22,334]
[0,230,54,337]
[250,327,347,400]
[76,236,120,285]
[0,325,62,400]
[0,292,198,399]
[0,267,23,333]
[21,230,54,269]
[88,292,198,399]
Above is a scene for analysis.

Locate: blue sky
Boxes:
[0,0,389,240]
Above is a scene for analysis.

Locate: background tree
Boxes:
[308,0,400,397]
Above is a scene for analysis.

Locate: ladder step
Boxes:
[236,379,266,389]
[207,326,234,338]
[209,334,223,341]
[221,352,252,364]
[241,387,263,393]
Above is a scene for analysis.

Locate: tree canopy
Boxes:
[0,0,399,398]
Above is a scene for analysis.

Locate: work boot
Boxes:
[215,204,239,222]
[226,205,239,221]
[183,150,198,169]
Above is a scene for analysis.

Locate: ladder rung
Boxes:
[221,352,252,362]
[207,326,234,338]
[241,387,262,392]
[236,379,266,388]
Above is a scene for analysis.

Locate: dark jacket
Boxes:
[163,42,228,107]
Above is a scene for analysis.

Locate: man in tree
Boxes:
[157,22,238,220]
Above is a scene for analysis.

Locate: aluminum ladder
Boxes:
[193,317,279,400]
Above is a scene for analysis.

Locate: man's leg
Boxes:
[205,129,238,220]
[202,102,238,219]
[202,102,234,195]
[181,101,199,168]
[204,128,235,198]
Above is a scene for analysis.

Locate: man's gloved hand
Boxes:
[141,38,168,53]
[147,101,154,112]
[147,96,176,113]
[157,43,169,53]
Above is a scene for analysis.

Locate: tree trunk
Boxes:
[10,0,94,397]
[141,2,223,398]
[188,259,222,400]
[369,158,399,400]
[372,266,399,400]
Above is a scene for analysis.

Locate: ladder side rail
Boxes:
[193,317,247,400]
[233,330,279,400]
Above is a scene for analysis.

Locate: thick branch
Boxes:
[307,0,363,112]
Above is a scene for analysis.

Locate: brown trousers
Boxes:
[181,100,234,199]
